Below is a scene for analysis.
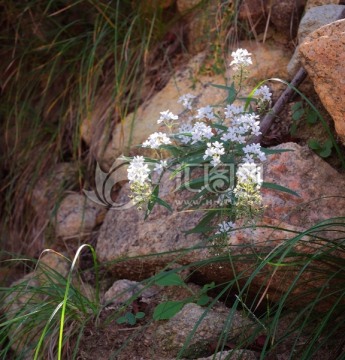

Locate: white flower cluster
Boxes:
[236,163,263,185]
[224,104,244,119]
[196,105,215,121]
[178,123,193,144]
[191,122,214,144]
[142,132,171,149]
[230,48,252,71]
[127,156,151,185]
[157,110,178,125]
[154,159,168,175]
[242,143,266,163]
[254,85,272,104]
[221,113,261,144]
[203,141,225,166]
[215,221,236,235]
[178,93,196,110]
[126,48,273,235]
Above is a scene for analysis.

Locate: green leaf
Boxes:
[145,185,159,219]
[153,301,185,320]
[155,272,185,286]
[211,82,237,104]
[196,294,210,306]
[291,101,303,111]
[116,316,127,325]
[262,182,299,197]
[292,108,304,121]
[308,139,321,150]
[318,146,332,158]
[201,282,216,293]
[306,109,318,124]
[185,210,220,234]
[125,312,136,326]
[290,122,298,136]
[160,144,184,157]
[211,83,230,90]
[262,148,294,155]
[155,197,173,212]
[135,312,145,319]
[324,138,333,148]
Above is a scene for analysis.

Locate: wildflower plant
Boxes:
[124,49,291,249]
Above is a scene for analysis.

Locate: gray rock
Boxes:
[103,279,159,305]
[55,192,107,240]
[196,349,257,360]
[287,4,345,76]
[305,0,341,11]
[156,303,255,358]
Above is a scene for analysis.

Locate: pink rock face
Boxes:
[96,143,345,309]
[299,19,345,143]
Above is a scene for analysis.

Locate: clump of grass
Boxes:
[0,0,182,255]
[1,217,344,359]
[0,246,99,359]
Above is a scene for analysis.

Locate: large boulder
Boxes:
[96,142,345,308]
[299,19,345,143]
[287,4,345,76]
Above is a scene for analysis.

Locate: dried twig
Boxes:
[253,67,307,144]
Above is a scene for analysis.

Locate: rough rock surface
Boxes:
[287,4,345,76]
[97,143,345,307]
[103,279,157,305]
[270,0,305,36]
[196,350,257,360]
[238,0,268,35]
[31,162,77,214]
[55,192,107,239]
[176,0,202,13]
[99,42,290,168]
[305,0,341,10]
[299,19,345,143]
[156,303,254,358]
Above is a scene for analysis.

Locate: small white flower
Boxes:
[157,110,178,124]
[127,156,151,185]
[236,163,263,185]
[216,220,236,235]
[224,104,244,119]
[142,132,171,149]
[154,159,168,175]
[254,85,272,104]
[191,122,214,144]
[230,48,252,70]
[242,143,266,162]
[178,123,193,144]
[203,141,225,167]
[178,93,196,110]
[217,191,233,205]
[196,105,215,121]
